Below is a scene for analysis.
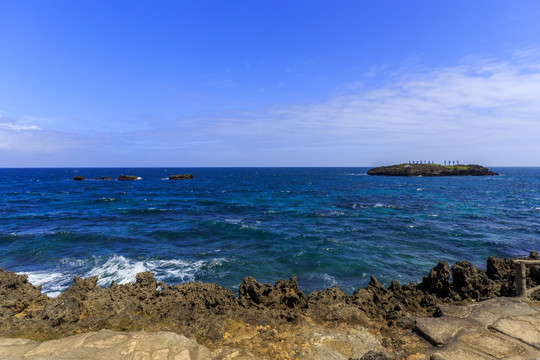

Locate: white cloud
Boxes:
[0,121,41,131]
[190,52,540,164]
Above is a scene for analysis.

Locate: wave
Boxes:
[19,271,70,298]
[21,254,226,297]
[373,203,401,209]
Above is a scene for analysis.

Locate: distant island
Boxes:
[367,163,498,176]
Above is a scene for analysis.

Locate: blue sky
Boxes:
[1,1,540,167]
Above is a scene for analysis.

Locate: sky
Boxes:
[1,0,540,167]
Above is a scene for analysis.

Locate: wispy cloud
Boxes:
[0,120,41,131]
[1,51,540,166]
[191,51,540,164]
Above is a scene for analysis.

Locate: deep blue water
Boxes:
[1,167,539,297]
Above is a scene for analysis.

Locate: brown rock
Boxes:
[117,175,139,181]
[169,174,194,180]
[418,260,451,298]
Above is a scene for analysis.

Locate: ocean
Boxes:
[1,167,539,297]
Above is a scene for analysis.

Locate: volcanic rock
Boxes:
[418,260,451,298]
[2,252,540,358]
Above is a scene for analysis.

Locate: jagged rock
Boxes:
[418,260,451,298]
[117,175,138,181]
[238,276,307,311]
[451,261,500,300]
[1,252,539,358]
[0,269,48,320]
[72,175,84,181]
[169,174,194,180]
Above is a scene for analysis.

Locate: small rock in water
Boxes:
[169,174,194,180]
[96,177,112,180]
[118,175,139,181]
[73,176,85,181]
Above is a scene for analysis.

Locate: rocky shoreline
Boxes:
[1,252,539,359]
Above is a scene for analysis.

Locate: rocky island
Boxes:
[367,163,498,176]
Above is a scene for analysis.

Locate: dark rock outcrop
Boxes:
[96,177,112,180]
[169,174,194,180]
[367,163,498,176]
[72,176,84,181]
[418,260,451,298]
[451,261,500,300]
[117,175,139,181]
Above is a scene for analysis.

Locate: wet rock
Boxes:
[73,175,84,181]
[169,174,194,180]
[117,175,138,181]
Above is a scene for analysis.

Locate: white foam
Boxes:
[318,210,345,217]
[19,255,226,296]
[225,218,242,224]
[145,258,206,283]
[86,254,147,286]
[319,273,340,287]
[20,271,69,298]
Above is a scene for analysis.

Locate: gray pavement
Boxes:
[416,297,540,359]
[0,330,261,360]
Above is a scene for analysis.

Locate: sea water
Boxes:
[1,167,539,297]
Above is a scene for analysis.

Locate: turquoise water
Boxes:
[1,167,538,296]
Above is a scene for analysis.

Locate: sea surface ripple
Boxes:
[1,167,539,297]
